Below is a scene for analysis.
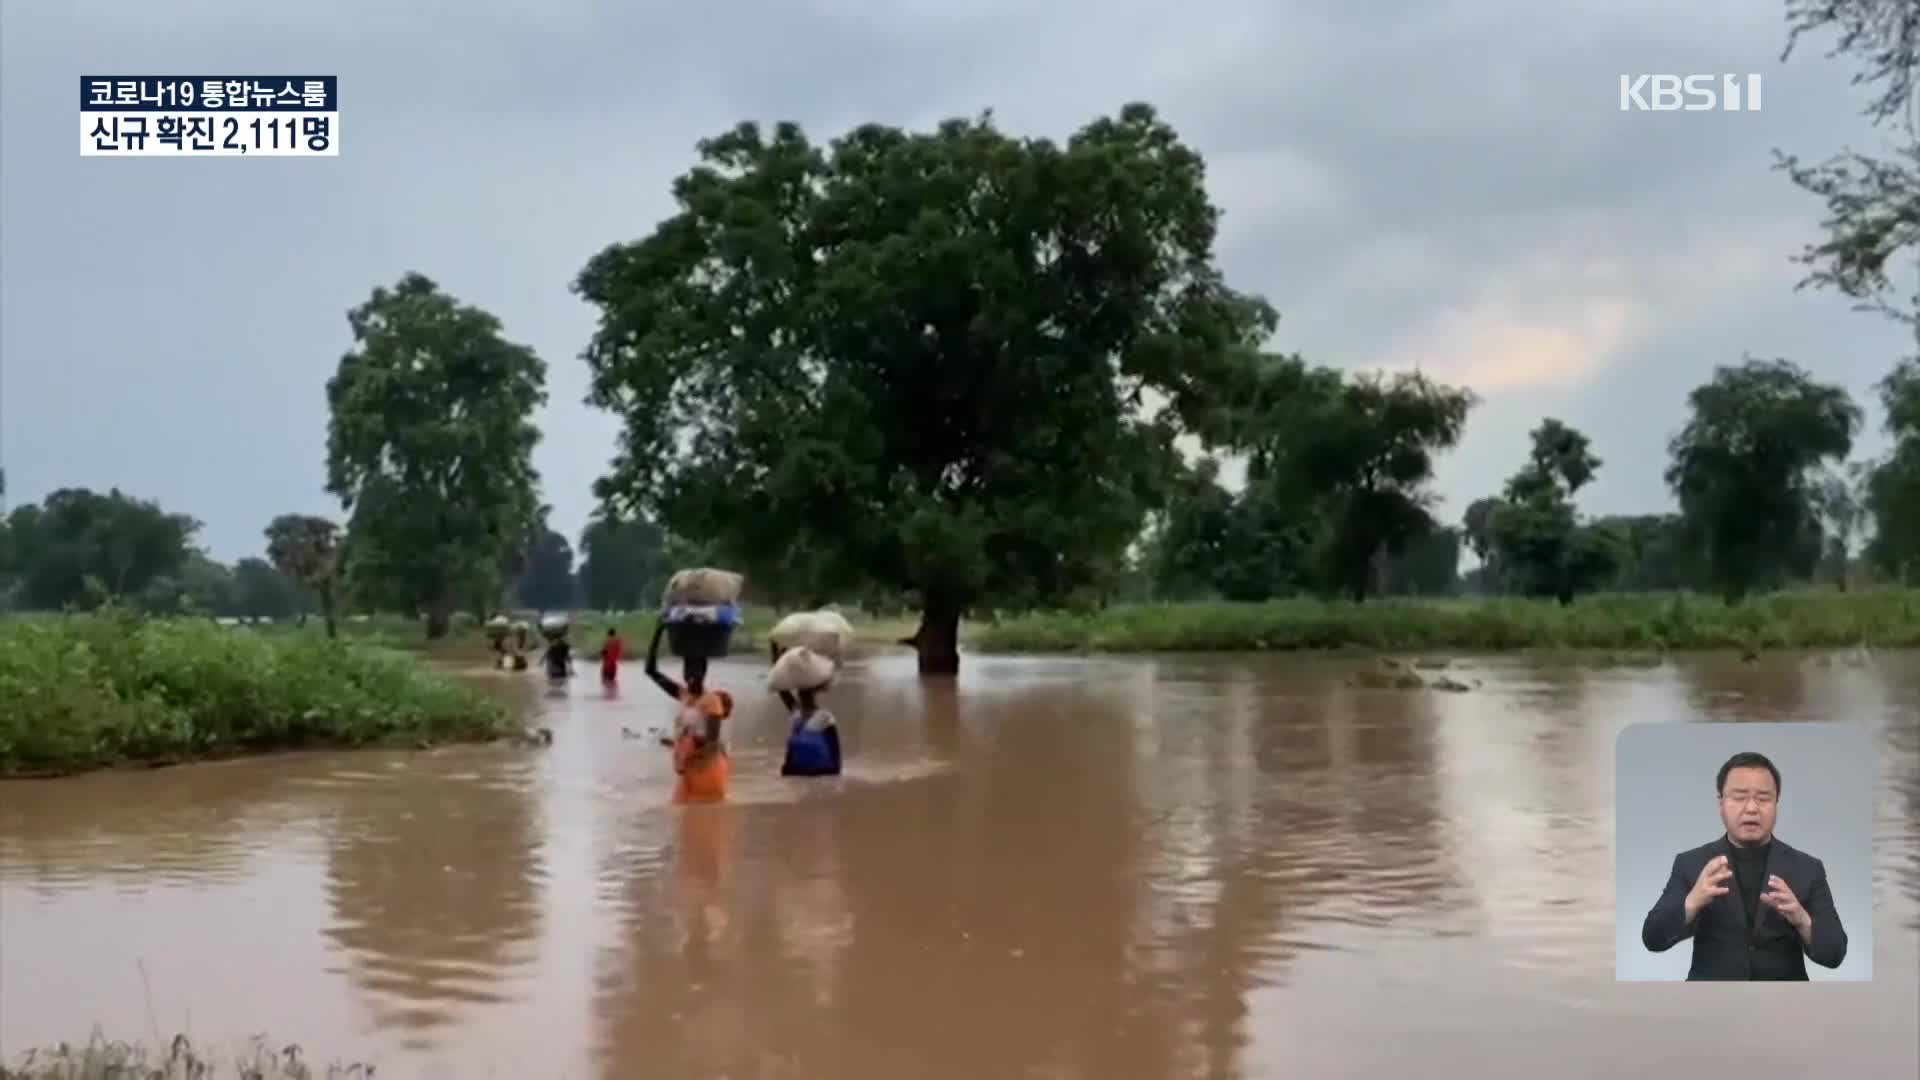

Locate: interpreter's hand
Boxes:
[1684,855,1733,920]
[1760,874,1811,932]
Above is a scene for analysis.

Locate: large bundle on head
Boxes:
[485,615,511,645]
[767,645,837,693]
[661,568,744,610]
[662,568,745,659]
[540,613,570,640]
[769,610,855,661]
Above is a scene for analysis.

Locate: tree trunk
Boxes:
[320,587,338,640]
[914,596,962,676]
[425,587,453,640]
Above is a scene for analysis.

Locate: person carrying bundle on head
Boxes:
[540,614,574,681]
[768,610,855,778]
[648,620,734,802]
[770,648,841,777]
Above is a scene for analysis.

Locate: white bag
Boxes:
[661,568,744,608]
[767,646,836,693]
[769,610,855,660]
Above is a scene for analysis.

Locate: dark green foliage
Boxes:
[575,104,1275,672]
[325,273,547,638]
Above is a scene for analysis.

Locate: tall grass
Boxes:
[1,1033,370,1078]
[0,610,518,777]
[969,588,1920,654]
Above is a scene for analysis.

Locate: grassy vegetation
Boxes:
[0,610,519,778]
[0,1033,370,1078]
[969,588,1920,655]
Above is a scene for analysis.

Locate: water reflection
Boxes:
[320,752,547,1047]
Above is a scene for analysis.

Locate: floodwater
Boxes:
[2,650,1916,1078]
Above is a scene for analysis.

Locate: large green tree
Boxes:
[575,105,1274,673]
[325,273,547,638]
[1269,366,1475,602]
[3,488,199,610]
[265,513,344,635]
[1665,358,1862,601]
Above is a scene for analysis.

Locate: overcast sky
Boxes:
[2,0,1911,562]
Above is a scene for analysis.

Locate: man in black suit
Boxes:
[1641,751,1848,980]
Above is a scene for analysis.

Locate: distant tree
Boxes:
[1485,419,1621,604]
[1293,371,1476,602]
[576,105,1272,673]
[1809,463,1872,588]
[516,526,576,612]
[1145,458,1236,600]
[325,273,547,638]
[577,512,669,612]
[1665,357,1863,601]
[266,514,344,637]
[139,551,236,617]
[1461,497,1503,568]
[3,488,198,610]
[1587,513,1698,592]
[1384,525,1462,596]
[231,556,306,620]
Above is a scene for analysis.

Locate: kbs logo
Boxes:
[1618,74,1763,112]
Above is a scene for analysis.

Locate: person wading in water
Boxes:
[599,626,624,685]
[647,621,733,802]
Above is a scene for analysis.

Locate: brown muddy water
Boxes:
[2,650,1916,1078]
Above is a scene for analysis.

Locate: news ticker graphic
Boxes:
[80,76,339,157]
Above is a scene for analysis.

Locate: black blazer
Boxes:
[1640,835,1847,980]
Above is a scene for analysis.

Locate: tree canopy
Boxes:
[266,513,344,636]
[325,273,548,637]
[575,104,1275,672]
[2,488,199,610]
[1664,357,1862,600]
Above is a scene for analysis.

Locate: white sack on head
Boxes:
[767,646,837,693]
[769,610,855,660]
[661,568,744,609]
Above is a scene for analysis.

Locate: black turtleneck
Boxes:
[1728,836,1772,929]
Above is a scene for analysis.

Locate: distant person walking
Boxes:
[600,627,624,685]
[543,634,573,681]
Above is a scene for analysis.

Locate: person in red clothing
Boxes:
[600,627,624,684]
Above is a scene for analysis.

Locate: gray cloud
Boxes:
[2,0,1909,561]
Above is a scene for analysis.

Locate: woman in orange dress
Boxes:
[646,621,733,802]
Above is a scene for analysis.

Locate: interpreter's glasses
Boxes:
[1722,793,1774,807]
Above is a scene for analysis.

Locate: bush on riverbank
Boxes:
[968,588,1920,654]
[0,1032,369,1078]
[0,611,517,777]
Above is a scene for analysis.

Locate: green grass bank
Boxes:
[968,588,1920,654]
[0,612,518,778]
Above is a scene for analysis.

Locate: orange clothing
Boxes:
[671,688,732,802]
